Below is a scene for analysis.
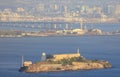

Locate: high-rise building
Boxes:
[107,5,115,16]
[115,5,120,16]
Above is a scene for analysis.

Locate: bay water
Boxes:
[0,36,120,77]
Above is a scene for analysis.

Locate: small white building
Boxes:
[23,61,32,67]
[72,29,86,35]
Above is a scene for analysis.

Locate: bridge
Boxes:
[0,21,86,31]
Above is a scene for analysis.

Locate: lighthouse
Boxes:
[77,48,81,56]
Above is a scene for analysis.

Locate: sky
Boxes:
[0,0,18,5]
[0,0,120,9]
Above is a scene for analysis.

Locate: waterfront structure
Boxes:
[23,61,32,67]
[53,49,80,61]
[87,29,103,35]
[21,56,24,67]
[41,52,46,61]
[72,29,86,35]
[115,4,120,16]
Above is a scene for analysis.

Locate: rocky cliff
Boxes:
[19,61,111,73]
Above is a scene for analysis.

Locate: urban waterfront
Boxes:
[0,22,120,32]
[0,35,120,77]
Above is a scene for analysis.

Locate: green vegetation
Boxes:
[47,56,93,65]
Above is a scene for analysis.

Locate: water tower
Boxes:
[41,52,46,61]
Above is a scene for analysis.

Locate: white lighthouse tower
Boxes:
[77,48,81,56]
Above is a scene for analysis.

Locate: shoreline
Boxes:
[0,34,120,38]
[19,61,112,73]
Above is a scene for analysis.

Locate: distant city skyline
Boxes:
[0,0,120,22]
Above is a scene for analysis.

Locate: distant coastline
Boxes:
[0,29,120,38]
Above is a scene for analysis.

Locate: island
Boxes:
[19,49,112,73]
[0,29,120,38]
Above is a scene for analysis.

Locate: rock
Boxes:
[19,61,111,73]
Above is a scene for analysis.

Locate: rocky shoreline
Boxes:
[19,60,111,73]
[19,51,112,73]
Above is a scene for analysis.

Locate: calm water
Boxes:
[0,36,120,77]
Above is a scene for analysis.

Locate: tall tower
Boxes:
[53,24,57,30]
[77,48,80,56]
[80,19,83,30]
[41,52,46,61]
[21,56,24,67]
[65,24,68,30]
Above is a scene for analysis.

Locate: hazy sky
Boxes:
[0,0,120,9]
[0,0,17,5]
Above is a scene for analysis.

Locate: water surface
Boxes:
[0,36,120,77]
